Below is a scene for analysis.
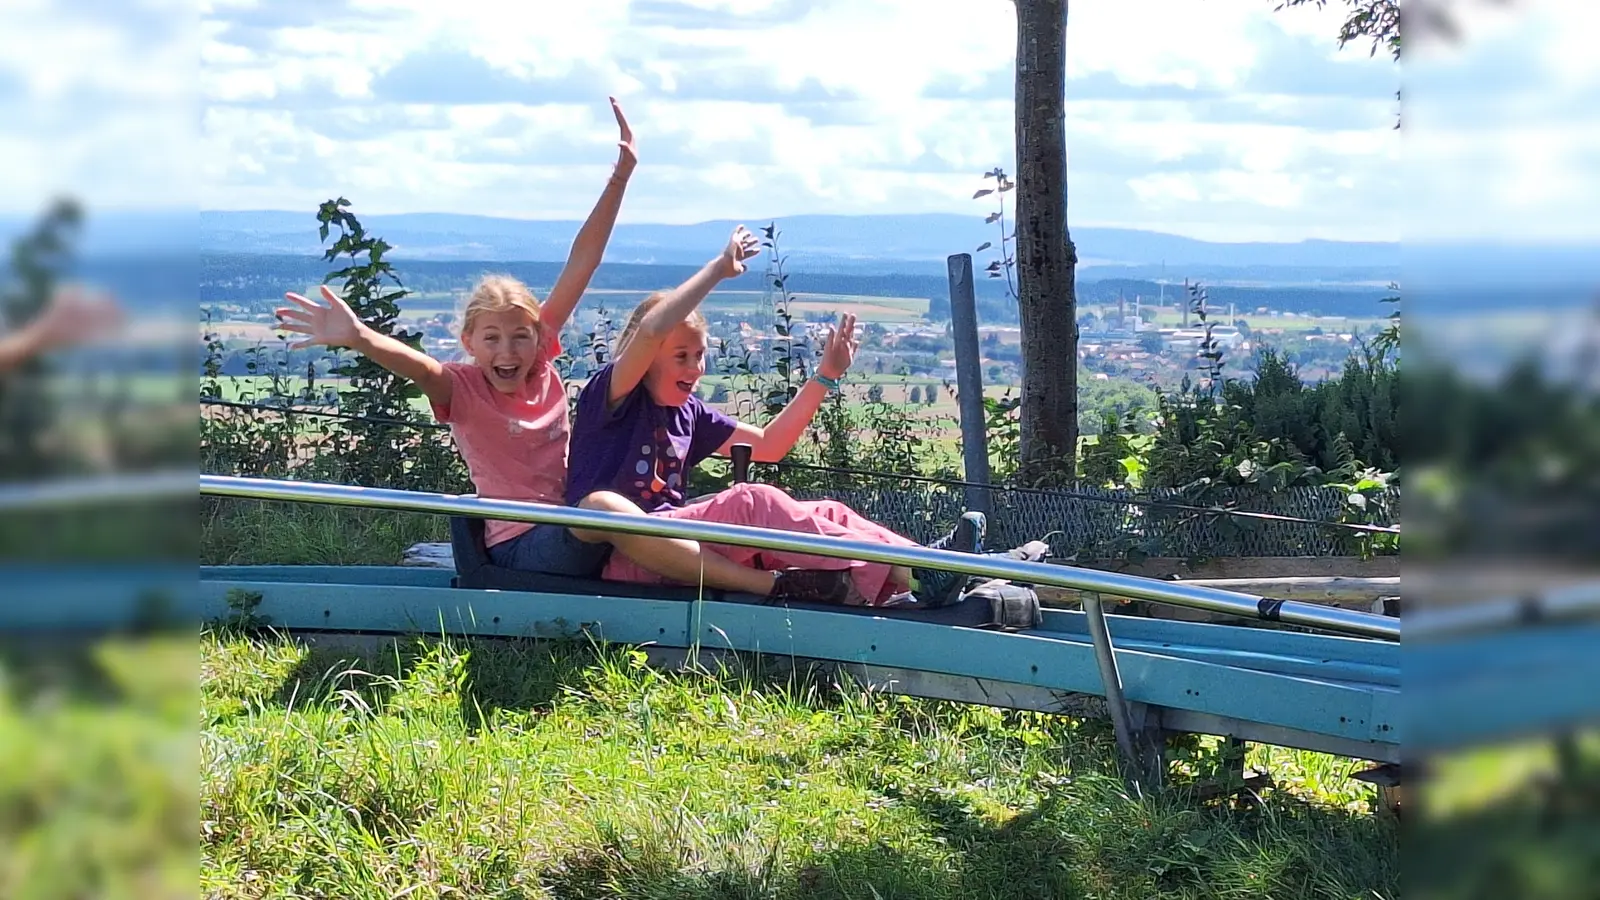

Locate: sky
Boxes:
[0,0,1595,246]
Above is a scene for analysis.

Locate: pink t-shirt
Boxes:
[430,336,570,548]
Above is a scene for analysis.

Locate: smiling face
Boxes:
[461,307,540,393]
[642,322,708,406]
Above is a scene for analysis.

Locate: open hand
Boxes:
[28,286,122,350]
[818,312,859,379]
[275,284,366,350]
[722,225,762,277]
[610,96,636,182]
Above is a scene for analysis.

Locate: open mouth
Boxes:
[493,365,521,380]
[676,380,697,395]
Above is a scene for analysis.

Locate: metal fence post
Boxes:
[731,443,752,484]
[947,253,993,518]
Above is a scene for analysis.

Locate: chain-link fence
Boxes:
[778,478,1397,560]
[201,399,1397,561]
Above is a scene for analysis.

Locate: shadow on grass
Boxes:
[536,794,1087,900]
[246,631,608,722]
[0,629,195,707]
[0,636,130,701]
[237,628,877,730]
[534,784,1397,899]
[1406,751,1600,900]
[1407,809,1600,900]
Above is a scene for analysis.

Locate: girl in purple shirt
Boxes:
[568,226,983,608]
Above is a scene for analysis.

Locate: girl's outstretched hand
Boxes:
[276,285,365,350]
[818,312,859,380]
[610,96,636,182]
[721,225,762,277]
[29,286,122,349]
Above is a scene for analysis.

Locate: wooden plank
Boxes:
[1069,556,1399,580]
[1404,562,1598,608]
[1037,576,1399,612]
[1170,576,1398,600]
[402,541,454,568]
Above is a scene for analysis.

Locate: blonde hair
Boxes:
[616,291,708,356]
[460,275,542,339]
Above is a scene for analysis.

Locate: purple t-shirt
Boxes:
[566,363,740,512]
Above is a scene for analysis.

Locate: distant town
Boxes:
[379,289,1382,393]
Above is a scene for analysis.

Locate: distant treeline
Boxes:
[200,253,1398,323]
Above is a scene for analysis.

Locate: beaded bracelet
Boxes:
[812,373,841,392]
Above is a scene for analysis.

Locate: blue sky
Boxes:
[1,0,1594,246]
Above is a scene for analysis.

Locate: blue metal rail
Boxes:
[191,564,1401,767]
[7,471,1595,781]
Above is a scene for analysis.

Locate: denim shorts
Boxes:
[486,523,612,578]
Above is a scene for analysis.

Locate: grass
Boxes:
[191,502,1402,898]
[201,499,446,566]
[1407,732,1600,900]
[193,503,1598,900]
[200,627,1398,900]
[0,633,196,900]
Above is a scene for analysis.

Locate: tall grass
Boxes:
[201,629,1399,900]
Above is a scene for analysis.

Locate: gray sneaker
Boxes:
[927,511,987,554]
[912,511,987,607]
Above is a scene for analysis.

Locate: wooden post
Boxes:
[1014,0,1078,484]
[947,253,993,517]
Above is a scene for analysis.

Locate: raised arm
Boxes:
[0,287,121,374]
[606,225,761,407]
[719,312,858,462]
[539,97,637,337]
[276,284,454,409]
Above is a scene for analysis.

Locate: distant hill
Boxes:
[199,252,1398,323]
[198,210,1400,284]
[8,207,1594,317]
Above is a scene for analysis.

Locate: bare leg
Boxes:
[569,491,777,595]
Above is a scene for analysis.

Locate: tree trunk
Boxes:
[1014,0,1079,485]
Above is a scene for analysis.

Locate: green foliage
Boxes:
[1123,284,1399,501]
[1273,0,1400,61]
[313,199,465,491]
[973,167,1018,303]
[983,393,1022,485]
[757,222,805,418]
[200,201,475,494]
[1224,344,1398,474]
[1080,410,1142,488]
[1078,377,1157,437]
[0,198,83,479]
[1404,344,1600,561]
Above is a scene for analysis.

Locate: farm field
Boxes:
[1080,304,1384,335]
[213,290,933,326]
[205,372,1008,448]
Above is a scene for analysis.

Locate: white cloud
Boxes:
[1405,2,1600,243]
[182,0,1424,242]
[0,0,194,214]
